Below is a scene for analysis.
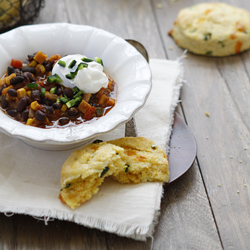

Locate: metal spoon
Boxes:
[124,39,149,137]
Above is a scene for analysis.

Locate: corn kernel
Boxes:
[27,91,31,97]
[35,64,46,75]
[26,118,33,126]
[5,73,16,85]
[0,78,6,86]
[34,51,48,64]
[28,60,37,68]
[61,104,67,112]
[17,88,27,98]
[31,101,40,110]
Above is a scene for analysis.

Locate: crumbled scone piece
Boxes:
[59,137,169,209]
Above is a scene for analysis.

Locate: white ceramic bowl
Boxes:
[0,23,152,150]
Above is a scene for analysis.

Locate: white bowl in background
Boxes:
[0,23,151,150]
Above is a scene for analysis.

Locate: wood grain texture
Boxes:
[152,0,250,249]
[3,0,247,249]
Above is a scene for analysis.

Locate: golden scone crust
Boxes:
[59,137,169,209]
[59,142,126,209]
[171,2,250,56]
[108,137,169,184]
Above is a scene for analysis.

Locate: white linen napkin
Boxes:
[0,59,183,241]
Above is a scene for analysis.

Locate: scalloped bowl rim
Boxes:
[0,23,152,147]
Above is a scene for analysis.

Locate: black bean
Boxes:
[68,107,79,116]
[22,109,29,121]
[31,89,41,102]
[52,102,62,109]
[0,84,6,95]
[56,87,62,96]
[58,117,69,126]
[1,97,9,109]
[35,110,46,121]
[22,67,36,75]
[27,54,34,61]
[45,61,54,72]
[7,109,17,117]
[7,66,15,76]
[17,98,27,112]
[10,76,24,85]
[7,88,17,97]
[45,106,53,114]
[42,97,54,106]
[24,96,31,106]
[63,88,74,98]
[23,72,35,82]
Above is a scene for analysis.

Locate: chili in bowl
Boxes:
[0,51,117,129]
[0,23,151,150]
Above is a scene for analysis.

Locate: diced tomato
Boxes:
[83,106,96,120]
[11,59,23,69]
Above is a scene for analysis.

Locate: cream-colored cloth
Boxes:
[0,59,183,241]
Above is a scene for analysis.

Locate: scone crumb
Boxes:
[205,112,210,117]
[218,184,221,187]
[156,3,163,9]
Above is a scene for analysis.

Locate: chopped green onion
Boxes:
[47,73,62,83]
[74,96,82,104]
[41,87,46,97]
[66,99,76,108]
[50,86,57,94]
[100,166,109,177]
[81,57,94,62]
[125,164,130,173]
[72,86,80,93]
[56,97,61,103]
[27,82,38,89]
[77,62,88,70]
[58,60,66,67]
[59,95,69,103]
[65,71,77,79]
[68,59,77,68]
[73,90,83,98]
[206,51,213,55]
[95,57,103,66]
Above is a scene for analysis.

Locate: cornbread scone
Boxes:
[59,137,169,209]
[108,137,169,184]
[59,142,126,209]
[170,3,250,56]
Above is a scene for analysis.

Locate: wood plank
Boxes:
[0,0,222,249]
[64,0,165,59]
[153,0,250,248]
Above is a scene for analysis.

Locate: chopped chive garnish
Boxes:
[72,86,80,93]
[56,97,61,103]
[27,82,38,89]
[50,86,57,94]
[77,62,88,70]
[65,183,71,188]
[95,57,103,66]
[58,60,66,67]
[59,96,69,103]
[73,90,83,98]
[100,166,109,177]
[125,164,130,173]
[65,71,77,79]
[41,87,46,97]
[66,99,76,108]
[206,51,213,55]
[47,73,62,83]
[204,33,212,41]
[74,96,82,104]
[68,59,77,68]
[81,57,94,62]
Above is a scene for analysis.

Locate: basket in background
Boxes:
[0,0,44,33]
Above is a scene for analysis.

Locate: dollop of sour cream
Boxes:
[52,54,108,94]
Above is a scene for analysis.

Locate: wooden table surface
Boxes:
[1,0,250,249]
